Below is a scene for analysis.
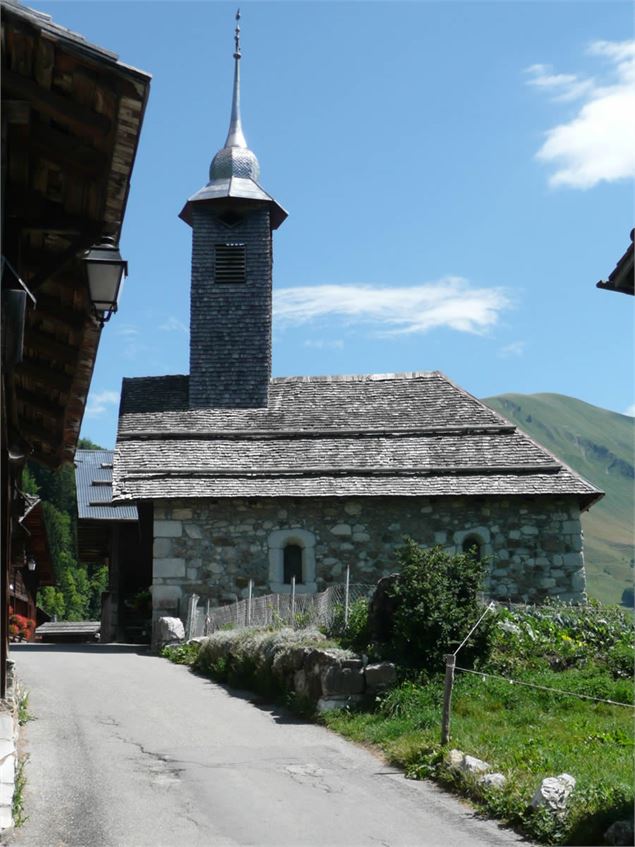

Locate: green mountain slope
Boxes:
[482,393,634,606]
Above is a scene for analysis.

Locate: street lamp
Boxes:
[83,236,128,326]
[26,556,36,572]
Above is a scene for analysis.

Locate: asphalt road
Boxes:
[5,644,526,847]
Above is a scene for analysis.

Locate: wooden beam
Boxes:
[15,387,67,420]
[27,235,92,292]
[15,359,74,393]
[6,188,103,236]
[31,292,88,330]
[22,328,80,366]
[31,123,108,177]
[3,100,31,125]
[2,69,112,139]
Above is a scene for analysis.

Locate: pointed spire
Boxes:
[224,9,247,148]
[208,9,260,183]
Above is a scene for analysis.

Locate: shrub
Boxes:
[328,598,371,654]
[387,540,492,670]
[9,614,35,642]
[161,642,200,666]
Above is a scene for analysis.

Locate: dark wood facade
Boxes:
[1,0,150,693]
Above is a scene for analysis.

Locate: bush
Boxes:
[387,540,492,670]
[9,614,35,641]
[328,598,371,654]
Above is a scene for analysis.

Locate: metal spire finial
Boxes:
[224,8,246,148]
[234,9,241,59]
[208,9,261,184]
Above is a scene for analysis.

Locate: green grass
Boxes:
[323,671,633,844]
[12,754,28,828]
[483,392,634,605]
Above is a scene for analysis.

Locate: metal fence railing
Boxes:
[185,576,374,639]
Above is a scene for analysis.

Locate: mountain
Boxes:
[482,393,634,606]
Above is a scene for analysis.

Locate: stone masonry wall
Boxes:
[150,496,587,617]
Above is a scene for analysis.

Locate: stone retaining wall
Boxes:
[151,495,586,617]
[195,628,397,712]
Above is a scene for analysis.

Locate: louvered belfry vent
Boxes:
[215,243,246,283]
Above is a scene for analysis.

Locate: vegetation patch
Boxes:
[318,544,634,846]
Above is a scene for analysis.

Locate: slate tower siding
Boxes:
[189,204,272,408]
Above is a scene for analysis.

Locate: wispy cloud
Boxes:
[624,403,635,418]
[526,39,635,188]
[274,278,510,336]
[114,324,139,338]
[159,316,188,334]
[85,389,120,419]
[304,338,344,350]
[498,341,526,359]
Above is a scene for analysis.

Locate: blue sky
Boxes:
[35,2,633,447]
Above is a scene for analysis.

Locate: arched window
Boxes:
[283,544,303,585]
[462,535,482,561]
[268,529,317,594]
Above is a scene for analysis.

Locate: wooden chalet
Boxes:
[9,494,55,628]
[1,0,150,693]
[75,450,151,642]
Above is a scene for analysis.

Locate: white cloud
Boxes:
[304,339,344,349]
[526,39,635,188]
[85,389,120,419]
[115,324,139,338]
[498,341,526,358]
[159,316,188,334]
[624,403,635,417]
[274,278,510,336]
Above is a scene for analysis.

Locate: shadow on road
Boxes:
[11,643,152,655]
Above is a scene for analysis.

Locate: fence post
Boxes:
[204,598,210,636]
[344,565,350,626]
[441,653,456,745]
[291,577,296,628]
[247,579,253,626]
[186,593,199,641]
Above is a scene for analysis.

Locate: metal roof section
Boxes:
[75,449,138,521]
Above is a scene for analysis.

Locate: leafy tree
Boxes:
[28,455,109,622]
[38,586,65,620]
[77,437,105,450]
[388,540,492,670]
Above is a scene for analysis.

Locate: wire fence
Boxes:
[186,579,374,639]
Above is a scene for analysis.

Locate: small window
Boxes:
[215,243,246,284]
[283,544,303,585]
[462,536,482,561]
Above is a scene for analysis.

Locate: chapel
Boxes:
[112,16,601,620]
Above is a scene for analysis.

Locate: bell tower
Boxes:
[180,11,287,409]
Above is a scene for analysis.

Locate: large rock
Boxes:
[367,574,400,643]
[156,616,185,648]
[321,665,365,697]
[460,755,491,776]
[530,773,576,814]
[479,773,507,790]
[364,662,397,692]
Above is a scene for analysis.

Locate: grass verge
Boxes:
[321,668,633,846]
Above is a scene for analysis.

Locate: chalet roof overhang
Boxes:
[1,0,151,468]
[596,229,634,296]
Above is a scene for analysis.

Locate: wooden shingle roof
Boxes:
[113,372,602,507]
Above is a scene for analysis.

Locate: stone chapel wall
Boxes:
[150,495,586,617]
